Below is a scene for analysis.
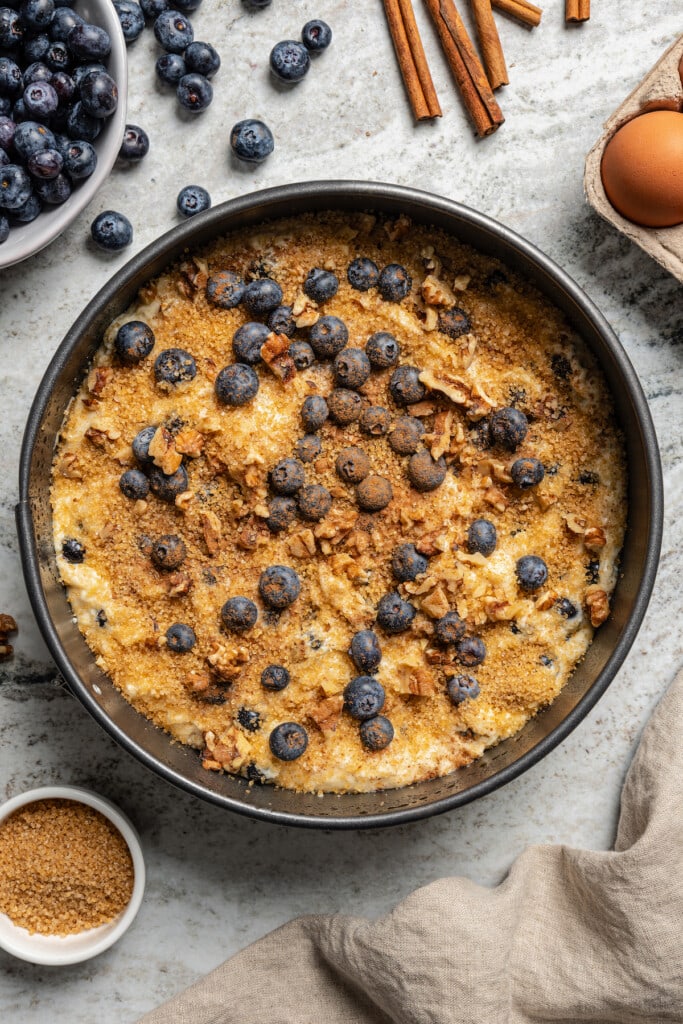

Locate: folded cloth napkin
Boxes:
[139,669,683,1024]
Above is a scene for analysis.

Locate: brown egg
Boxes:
[600,110,683,228]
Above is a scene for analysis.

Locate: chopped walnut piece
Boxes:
[585,586,610,627]
[0,641,13,660]
[415,530,448,557]
[431,410,454,460]
[385,214,411,241]
[584,527,606,551]
[306,693,344,733]
[57,452,84,480]
[422,274,457,307]
[85,424,121,447]
[420,584,450,619]
[484,597,514,621]
[565,513,587,535]
[206,728,251,770]
[394,652,438,696]
[419,368,470,406]
[535,590,557,611]
[453,274,471,291]
[0,614,17,635]
[422,307,439,331]
[484,486,509,513]
[177,256,208,297]
[206,639,249,681]
[185,671,210,693]
[295,310,320,329]
[477,457,513,484]
[149,426,182,475]
[175,490,195,512]
[261,333,297,382]
[345,530,370,555]
[407,400,437,417]
[175,428,204,458]
[166,571,192,597]
[87,366,113,398]
[288,530,317,559]
[201,511,222,556]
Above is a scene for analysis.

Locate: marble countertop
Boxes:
[1,1,682,1018]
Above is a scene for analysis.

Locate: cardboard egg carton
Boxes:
[584,35,683,283]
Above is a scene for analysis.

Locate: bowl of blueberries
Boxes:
[0,0,127,268]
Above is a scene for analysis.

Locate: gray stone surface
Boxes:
[0,1,681,1019]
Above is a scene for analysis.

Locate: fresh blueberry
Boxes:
[165,622,195,652]
[27,147,62,178]
[115,320,155,364]
[269,39,310,83]
[388,416,424,455]
[0,9,22,49]
[516,554,548,592]
[349,629,381,674]
[269,721,308,761]
[344,676,385,720]
[237,707,260,732]
[0,163,31,208]
[0,148,8,168]
[360,405,390,436]
[22,33,50,63]
[49,6,81,40]
[297,483,331,522]
[71,62,106,89]
[23,62,52,87]
[289,339,314,368]
[0,117,15,152]
[0,214,8,241]
[300,395,328,431]
[34,169,69,203]
[244,763,265,783]
[265,495,297,533]
[66,101,101,142]
[556,597,578,618]
[389,365,425,405]
[215,363,259,405]
[407,451,446,492]
[294,434,321,463]
[207,270,244,309]
[44,40,70,72]
[11,97,28,122]
[258,565,301,609]
[12,191,41,221]
[221,595,258,631]
[365,330,400,368]
[232,322,268,364]
[438,306,471,338]
[20,0,55,32]
[151,533,186,570]
[391,543,427,582]
[301,19,332,52]
[378,263,411,302]
[184,40,219,77]
[174,0,202,10]
[118,123,148,161]
[13,121,54,159]
[467,518,497,557]
[268,305,295,337]
[355,474,393,512]
[511,457,545,489]
[176,183,210,217]
[140,0,168,18]
[243,0,271,7]
[50,70,75,104]
[359,715,393,751]
[489,406,528,451]
[327,388,361,425]
[303,267,338,303]
[446,674,480,705]
[132,424,156,464]
[113,0,144,42]
[0,58,24,99]
[177,72,212,112]
[434,610,466,645]
[62,138,96,178]
[347,256,378,291]
[243,277,282,316]
[79,69,117,117]
[23,79,58,117]
[229,118,274,163]
[119,468,150,500]
[148,463,188,501]
[67,22,111,60]
[261,663,290,690]
[333,347,371,390]
[270,457,305,495]
[309,315,348,358]
[456,636,486,667]
[376,591,415,634]
[153,9,192,52]
[62,537,84,562]
[155,51,185,84]
[154,347,196,386]
[335,446,370,484]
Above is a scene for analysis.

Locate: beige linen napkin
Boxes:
[139,669,683,1024]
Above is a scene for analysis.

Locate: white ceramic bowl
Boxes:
[0,0,128,271]
[0,785,145,965]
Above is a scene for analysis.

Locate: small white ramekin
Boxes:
[0,785,145,965]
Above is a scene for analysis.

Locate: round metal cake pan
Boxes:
[17,181,663,829]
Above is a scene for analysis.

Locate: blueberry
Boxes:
[232,321,268,364]
[0,117,15,152]
[149,463,189,502]
[214,363,259,405]
[356,474,393,512]
[456,636,486,667]
[333,348,370,390]
[359,715,393,751]
[184,40,219,78]
[0,58,23,99]
[327,388,361,425]
[269,721,308,761]
[132,424,156,464]
[407,450,446,492]
[0,9,22,49]
[389,365,425,406]
[50,70,75,104]
[14,122,53,160]
[35,169,69,203]
[294,434,321,463]
[301,19,332,52]
[119,123,149,161]
[511,457,545,489]
[0,149,8,168]
[119,468,150,500]
[12,191,41,221]
[360,405,390,436]
[388,416,424,455]
[344,676,385,721]
[391,543,427,582]
[434,610,466,645]
[140,0,168,18]
[67,22,111,60]
[268,305,296,338]
[446,674,480,705]
[259,565,301,609]
[11,98,28,122]
[347,255,382,295]
[376,591,415,633]
[0,214,8,242]
[335,446,370,484]
[489,407,528,451]
[516,554,548,592]
[467,518,497,557]
[243,277,282,316]
[27,147,62,178]
[44,41,70,73]
[173,0,201,10]
[23,63,52,87]
[289,339,314,368]
[243,0,271,6]
[349,629,381,674]
[154,347,196,386]
[115,320,155,364]
[270,39,310,83]
[20,0,54,32]
[176,183,210,217]
[378,263,411,302]
[221,596,258,632]
[229,118,274,163]
[261,663,290,690]
[62,537,84,562]
[556,597,578,618]
[71,62,106,89]
[265,495,297,533]
[304,267,338,303]
[244,762,265,783]
[91,209,132,251]
[0,164,31,209]
[438,306,471,338]
[365,331,399,368]
[300,395,328,431]
[177,72,212,113]
[237,707,260,732]
[113,0,144,42]
[23,79,58,117]
[297,483,331,521]
[153,9,192,52]
[22,34,50,63]
[270,457,305,496]
[155,51,185,84]
[206,270,244,309]
[309,315,348,358]
[165,622,195,652]
[151,533,186,570]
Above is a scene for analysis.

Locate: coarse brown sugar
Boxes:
[0,799,134,935]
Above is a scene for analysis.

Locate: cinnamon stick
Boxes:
[469,0,508,90]
[491,0,542,28]
[383,0,442,120]
[423,0,505,136]
[565,0,589,22]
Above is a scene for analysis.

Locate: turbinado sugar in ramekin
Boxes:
[0,799,134,935]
